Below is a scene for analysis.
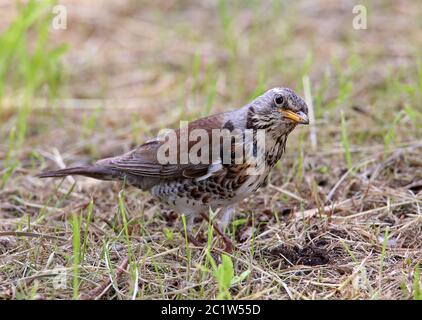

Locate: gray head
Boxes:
[245,87,309,133]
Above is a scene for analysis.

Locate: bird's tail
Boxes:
[37,165,118,181]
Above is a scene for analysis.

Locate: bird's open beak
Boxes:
[281,110,309,125]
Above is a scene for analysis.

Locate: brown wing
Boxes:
[97,113,227,180]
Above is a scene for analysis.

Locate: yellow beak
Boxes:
[280,110,309,124]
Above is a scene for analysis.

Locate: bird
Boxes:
[39,87,309,251]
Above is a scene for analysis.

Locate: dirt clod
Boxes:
[265,245,329,266]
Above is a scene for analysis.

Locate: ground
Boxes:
[0,0,421,300]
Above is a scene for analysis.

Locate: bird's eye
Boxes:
[274,94,285,107]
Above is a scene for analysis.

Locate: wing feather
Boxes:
[96,113,230,180]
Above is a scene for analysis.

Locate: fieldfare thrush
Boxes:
[39,88,309,251]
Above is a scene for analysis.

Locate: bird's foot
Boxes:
[186,232,203,247]
[222,237,233,253]
[200,212,234,253]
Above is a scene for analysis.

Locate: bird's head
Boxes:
[246,87,309,134]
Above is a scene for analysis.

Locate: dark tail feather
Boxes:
[37,166,117,180]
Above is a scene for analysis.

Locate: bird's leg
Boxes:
[200,212,234,253]
[180,214,202,247]
[185,232,203,247]
[220,206,235,229]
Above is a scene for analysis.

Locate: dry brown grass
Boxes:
[0,0,421,299]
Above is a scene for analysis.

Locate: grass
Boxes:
[340,110,353,170]
[0,0,67,186]
[413,264,421,300]
[217,0,237,59]
[378,226,389,295]
[71,213,81,300]
[207,253,250,300]
[181,214,191,268]
[0,0,422,300]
